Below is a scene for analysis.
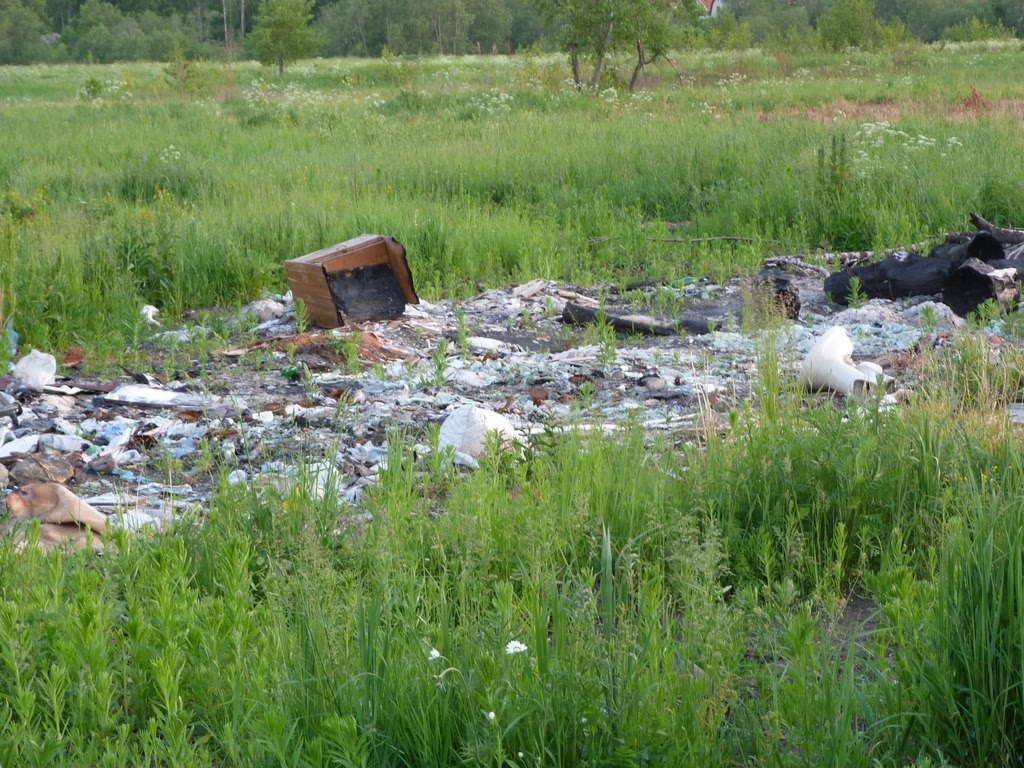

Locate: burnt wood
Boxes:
[970,213,1024,246]
[825,232,1005,305]
[753,267,801,320]
[561,302,721,336]
[326,263,408,322]
[941,258,1021,318]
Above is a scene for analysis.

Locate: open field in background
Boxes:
[1,43,1024,767]
[1,42,1023,355]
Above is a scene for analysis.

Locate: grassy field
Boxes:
[1,43,1024,766]
[1,42,1023,355]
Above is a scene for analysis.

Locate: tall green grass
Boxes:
[1,340,1024,764]
[0,44,1023,353]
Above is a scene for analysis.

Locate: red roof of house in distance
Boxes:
[698,0,714,10]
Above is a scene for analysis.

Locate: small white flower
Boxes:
[581,717,587,724]
[518,752,524,758]
[505,640,528,655]
[487,711,496,722]
[429,647,441,661]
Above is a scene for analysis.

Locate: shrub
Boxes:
[817,0,881,51]
[941,17,1015,42]
[62,0,208,62]
[0,3,47,64]
[707,10,755,50]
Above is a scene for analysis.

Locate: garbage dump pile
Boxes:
[2,215,1022,550]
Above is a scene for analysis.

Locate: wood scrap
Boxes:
[824,232,1004,306]
[941,258,1021,318]
[970,212,1024,246]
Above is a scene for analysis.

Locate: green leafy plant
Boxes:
[846,276,867,309]
[293,298,309,335]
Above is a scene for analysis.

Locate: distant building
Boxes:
[696,0,726,15]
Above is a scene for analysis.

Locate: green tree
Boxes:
[707,9,754,50]
[903,0,996,41]
[534,0,624,91]
[467,0,511,53]
[817,0,879,50]
[727,0,815,48]
[0,0,48,64]
[625,0,675,91]
[249,0,320,74]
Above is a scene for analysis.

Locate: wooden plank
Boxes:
[385,237,419,305]
[285,262,340,327]
[318,244,390,272]
[294,234,383,265]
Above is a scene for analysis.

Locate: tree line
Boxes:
[1,0,1021,66]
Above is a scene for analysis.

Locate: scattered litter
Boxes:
[99,384,226,411]
[39,434,91,453]
[109,508,162,532]
[84,493,145,508]
[466,336,521,356]
[141,305,160,324]
[801,327,892,399]
[0,231,1014,541]
[242,299,286,323]
[155,326,208,343]
[438,405,521,459]
[8,350,57,394]
[0,434,40,458]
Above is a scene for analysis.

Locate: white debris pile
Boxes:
[0,269,1005,540]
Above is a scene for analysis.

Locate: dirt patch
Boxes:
[759,97,1024,125]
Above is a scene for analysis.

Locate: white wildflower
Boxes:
[505,640,528,655]
[429,647,441,661]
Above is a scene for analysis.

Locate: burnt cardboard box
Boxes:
[284,235,418,328]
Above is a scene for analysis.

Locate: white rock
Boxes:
[110,509,161,532]
[898,301,964,330]
[38,434,91,453]
[450,369,487,388]
[466,337,520,356]
[10,350,56,393]
[0,434,40,458]
[453,451,481,469]
[438,404,520,459]
[227,469,249,485]
[830,301,900,327]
